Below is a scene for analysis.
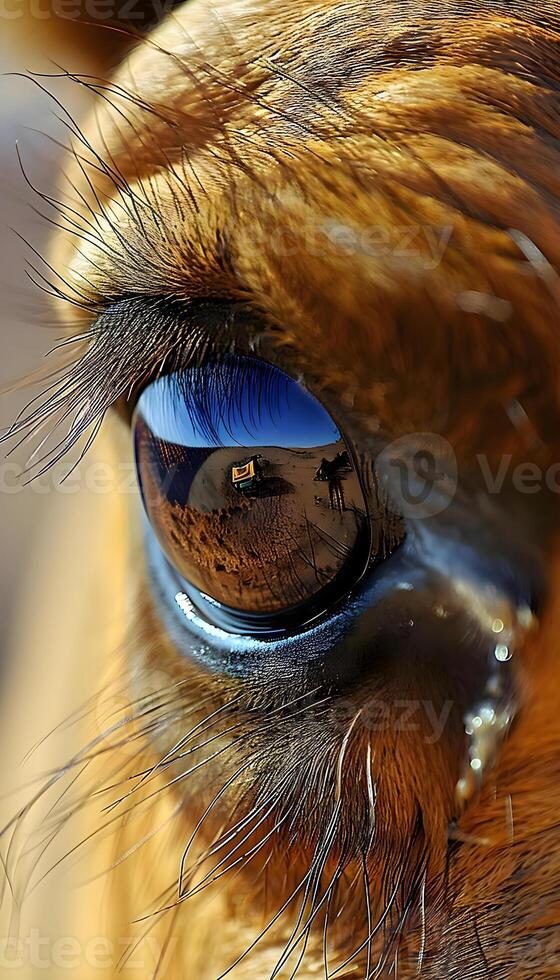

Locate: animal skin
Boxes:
[3,1,560,978]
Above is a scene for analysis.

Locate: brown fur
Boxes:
[4,1,560,977]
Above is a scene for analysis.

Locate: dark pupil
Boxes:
[134,356,368,618]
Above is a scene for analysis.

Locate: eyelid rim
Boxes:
[146,525,381,679]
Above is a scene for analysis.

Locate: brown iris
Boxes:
[134,356,369,621]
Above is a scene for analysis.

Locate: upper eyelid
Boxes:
[1,296,248,482]
[1,290,357,483]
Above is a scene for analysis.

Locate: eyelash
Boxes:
[160,360,296,447]
[1,297,255,481]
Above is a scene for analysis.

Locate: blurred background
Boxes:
[0,4,175,667]
[1,20,96,667]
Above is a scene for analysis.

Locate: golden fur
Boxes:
[3,1,560,977]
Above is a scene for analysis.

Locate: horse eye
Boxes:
[133,355,370,634]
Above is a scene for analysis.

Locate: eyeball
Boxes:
[133,355,370,632]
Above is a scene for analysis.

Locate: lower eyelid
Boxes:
[145,527,366,678]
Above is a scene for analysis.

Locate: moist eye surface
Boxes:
[133,355,370,623]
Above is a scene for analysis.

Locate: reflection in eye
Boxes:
[134,356,370,628]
